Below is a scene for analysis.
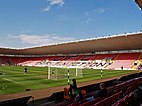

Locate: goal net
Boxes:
[48,66,83,80]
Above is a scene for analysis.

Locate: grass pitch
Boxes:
[0,66,137,95]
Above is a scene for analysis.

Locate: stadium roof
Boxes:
[0,32,142,55]
[135,0,142,10]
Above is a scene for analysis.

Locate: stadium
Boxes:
[0,31,142,106]
[0,1,142,106]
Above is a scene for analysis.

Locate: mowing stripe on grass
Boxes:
[0,66,137,95]
[3,78,19,84]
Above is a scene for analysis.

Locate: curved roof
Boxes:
[0,32,142,55]
[135,0,142,10]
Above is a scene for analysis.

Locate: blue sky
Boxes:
[0,0,142,48]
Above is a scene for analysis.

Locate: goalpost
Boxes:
[75,68,83,77]
[47,66,83,80]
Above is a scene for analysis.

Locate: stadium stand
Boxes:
[82,55,97,60]
[67,55,86,61]
[108,53,140,70]
[0,32,142,106]
[0,56,11,66]
[0,52,142,70]
[59,74,142,106]
[0,96,33,106]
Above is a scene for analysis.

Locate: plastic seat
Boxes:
[64,88,70,100]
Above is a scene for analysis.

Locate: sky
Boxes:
[0,0,142,48]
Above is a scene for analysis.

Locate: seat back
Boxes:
[64,88,70,100]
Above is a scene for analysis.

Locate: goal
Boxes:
[47,66,83,80]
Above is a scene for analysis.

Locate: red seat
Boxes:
[92,100,105,106]
[81,90,87,95]
[68,102,80,106]
[64,88,70,100]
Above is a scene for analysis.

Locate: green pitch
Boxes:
[0,66,137,95]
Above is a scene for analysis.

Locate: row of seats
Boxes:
[111,91,135,106]
[65,76,142,106]
[0,53,141,70]
[92,91,122,106]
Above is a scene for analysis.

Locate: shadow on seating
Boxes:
[0,96,34,106]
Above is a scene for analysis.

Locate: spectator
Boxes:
[86,83,108,101]
[74,88,84,102]
[95,83,108,98]
[69,79,77,100]
[68,79,84,102]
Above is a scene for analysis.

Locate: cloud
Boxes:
[84,11,90,17]
[78,8,105,24]
[41,6,51,12]
[94,8,105,14]
[57,15,72,22]
[85,18,91,23]
[42,0,64,12]
[48,0,64,6]
[8,34,75,46]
